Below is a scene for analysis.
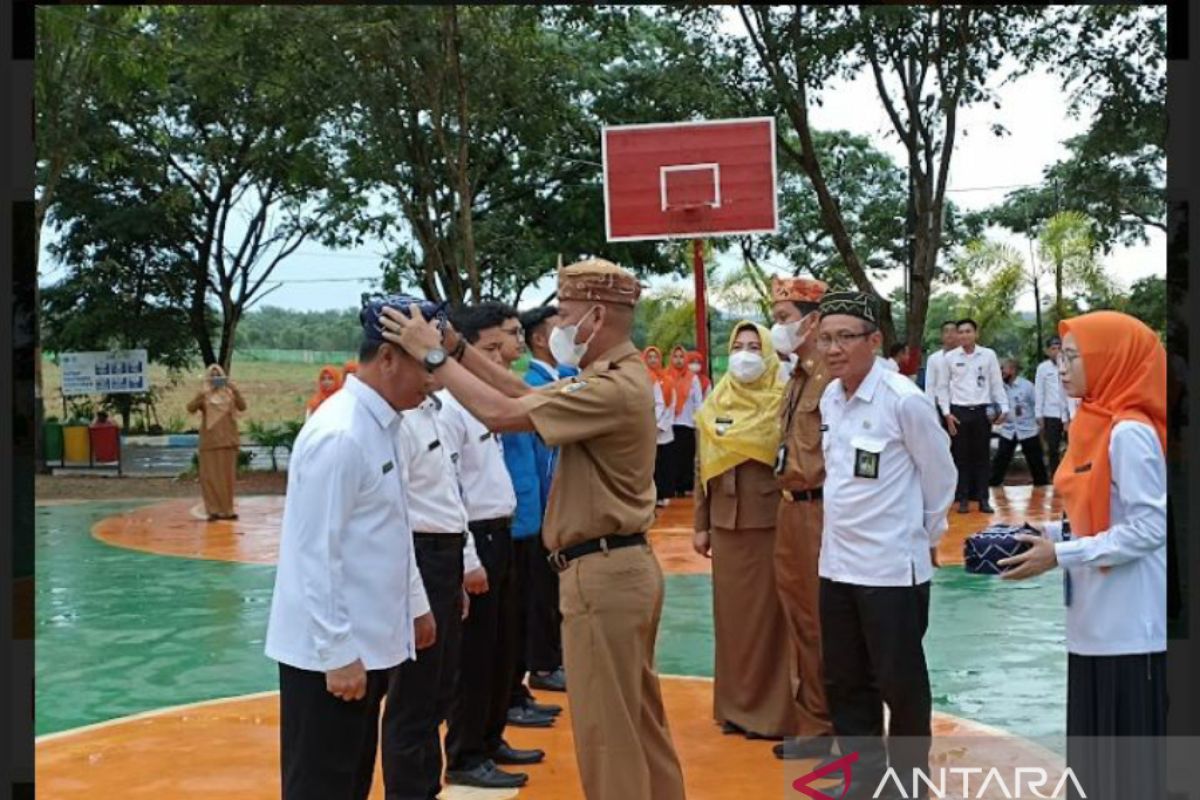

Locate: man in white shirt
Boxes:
[440,303,546,792]
[265,296,437,800]
[922,321,959,422]
[815,291,957,800]
[989,358,1050,487]
[382,389,492,800]
[935,318,1008,514]
[1035,335,1068,477]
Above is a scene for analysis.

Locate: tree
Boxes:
[1037,211,1113,324]
[1123,276,1166,339]
[43,7,350,373]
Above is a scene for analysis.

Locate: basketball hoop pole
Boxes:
[692,238,710,380]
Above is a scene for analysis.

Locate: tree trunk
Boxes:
[1054,255,1065,325]
[1032,272,1043,350]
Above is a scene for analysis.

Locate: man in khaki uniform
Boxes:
[379,259,686,800]
[767,275,836,760]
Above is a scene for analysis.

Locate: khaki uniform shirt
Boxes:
[188,388,246,451]
[518,341,656,551]
[777,354,832,492]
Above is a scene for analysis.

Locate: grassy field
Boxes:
[42,357,327,432]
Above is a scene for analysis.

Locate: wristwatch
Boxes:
[423,347,448,373]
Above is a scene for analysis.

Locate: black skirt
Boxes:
[1066,652,1167,800]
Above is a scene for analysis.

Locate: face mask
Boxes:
[689,362,702,374]
[549,307,598,368]
[770,318,806,354]
[777,353,797,382]
[728,351,766,383]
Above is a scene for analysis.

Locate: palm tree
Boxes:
[1038,211,1111,325]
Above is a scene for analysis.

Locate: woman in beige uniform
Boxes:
[187,364,246,521]
[693,322,796,739]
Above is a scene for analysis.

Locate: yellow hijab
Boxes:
[695,322,784,493]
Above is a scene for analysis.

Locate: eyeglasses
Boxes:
[501,324,524,340]
[1056,349,1082,367]
[815,331,873,351]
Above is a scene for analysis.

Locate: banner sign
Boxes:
[59,350,150,396]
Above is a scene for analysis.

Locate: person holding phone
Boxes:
[187,364,246,521]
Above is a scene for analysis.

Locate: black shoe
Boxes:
[721,720,743,735]
[978,501,995,514]
[523,698,562,717]
[445,760,528,789]
[529,667,566,692]
[493,741,545,766]
[957,500,971,514]
[506,705,555,728]
[773,735,835,761]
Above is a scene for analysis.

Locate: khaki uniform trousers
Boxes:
[774,499,834,737]
[199,446,238,517]
[559,543,686,800]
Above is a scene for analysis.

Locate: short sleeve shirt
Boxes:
[518,341,657,551]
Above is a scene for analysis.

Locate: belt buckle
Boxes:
[780,489,794,503]
[547,550,569,573]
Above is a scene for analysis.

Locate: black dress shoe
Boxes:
[957,500,971,514]
[523,698,562,717]
[445,760,528,789]
[773,735,835,761]
[493,741,545,765]
[506,705,555,728]
[721,720,743,735]
[978,501,995,514]
[529,667,566,692]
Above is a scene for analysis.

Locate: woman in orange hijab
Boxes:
[642,347,676,506]
[1000,311,1167,794]
[687,350,712,396]
[666,345,704,498]
[305,366,341,419]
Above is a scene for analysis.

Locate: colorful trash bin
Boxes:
[43,421,64,462]
[62,424,91,464]
[89,424,120,464]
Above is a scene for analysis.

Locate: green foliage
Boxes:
[234,307,362,351]
[247,419,304,472]
[1122,276,1166,338]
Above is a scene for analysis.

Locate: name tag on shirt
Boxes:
[382,461,395,475]
[427,440,441,451]
[479,431,492,442]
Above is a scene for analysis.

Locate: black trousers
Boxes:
[820,579,932,800]
[670,425,696,497]
[279,662,391,800]
[950,404,991,502]
[654,443,672,501]
[446,517,516,770]
[509,534,563,707]
[989,434,1049,487]
[382,534,466,800]
[1066,652,1167,800]
[1042,417,1065,479]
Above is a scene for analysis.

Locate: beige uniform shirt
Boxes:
[777,354,833,492]
[518,341,657,551]
[188,388,247,451]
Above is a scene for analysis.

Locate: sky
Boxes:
[38,12,1165,315]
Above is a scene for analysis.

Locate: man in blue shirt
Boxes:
[989,357,1050,487]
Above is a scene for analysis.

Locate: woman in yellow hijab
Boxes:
[186,364,247,521]
[692,322,799,739]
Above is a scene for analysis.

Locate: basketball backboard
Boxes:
[602,117,777,242]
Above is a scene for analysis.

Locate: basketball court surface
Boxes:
[37,487,1071,798]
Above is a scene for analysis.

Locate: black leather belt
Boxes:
[781,487,823,503]
[547,533,647,573]
[413,532,467,548]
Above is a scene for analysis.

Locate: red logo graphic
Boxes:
[792,752,859,800]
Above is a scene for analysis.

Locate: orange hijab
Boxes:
[666,345,693,415]
[307,366,342,412]
[342,361,358,382]
[1053,311,1167,538]
[687,351,712,393]
[641,347,675,409]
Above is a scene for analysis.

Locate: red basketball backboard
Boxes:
[602,117,777,242]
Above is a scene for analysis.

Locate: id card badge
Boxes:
[774,443,788,476]
[854,448,880,479]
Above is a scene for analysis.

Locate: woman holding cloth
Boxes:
[692,322,797,739]
[642,347,676,507]
[1000,311,1167,799]
[187,364,247,521]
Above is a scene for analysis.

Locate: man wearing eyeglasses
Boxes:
[935,319,1008,515]
[814,291,956,800]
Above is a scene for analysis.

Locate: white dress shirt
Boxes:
[1042,421,1166,656]
[653,383,675,445]
[265,376,429,673]
[923,349,951,415]
[673,375,705,427]
[997,377,1039,441]
[936,344,1008,414]
[397,397,483,573]
[820,360,958,587]
[437,390,517,522]
[881,356,900,372]
[1034,359,1066,421]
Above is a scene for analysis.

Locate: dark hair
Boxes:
[940,320,959,331]
[792,300,821,317]
[957,318,978,331]
[889,343,906,358]
[451,301,519,345]
[359,338,383,363]
[96,411,109,422]
[519,305,558,348]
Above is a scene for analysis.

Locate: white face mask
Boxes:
[689,362,702,374]
[548,307,598,368]
[777,353,797,382]
[770,320,802,354]
[728,350,766,383]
